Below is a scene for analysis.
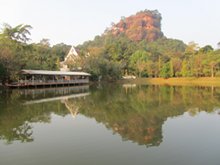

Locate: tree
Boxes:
[157,56,162,77]
[83,54,122,81]
[172,58,182,77]
[52,43,71,61]
[184,41,199,58]
[146,60,156,77]
[129,50,148,77]
[170,59,174,77]
[191,55,203,77]
[206,52,220,77]
[0,23,32,43]
[39,38,50,47]
[181,59,189,77]
[0,24,33,82]
[160,62,171,78]
[199,45,213,54]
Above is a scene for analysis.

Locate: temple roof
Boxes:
[64,46,78,61]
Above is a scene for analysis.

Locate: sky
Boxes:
[0,0,220,48]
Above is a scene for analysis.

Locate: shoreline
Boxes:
[2,77,220,89]
[118,77,220,87]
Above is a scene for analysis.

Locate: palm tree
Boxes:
[0,23,32,43]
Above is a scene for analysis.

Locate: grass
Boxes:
[119,77,220,87]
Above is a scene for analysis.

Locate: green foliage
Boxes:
[170,59,174,77]
[0,63,6,82]
[199,45,214,54]
[181,59,189,77]
[83,55,122,81]
[160,62,171,78]
[73,33,220,79]
[1,23,32,43]
[129,50,148,77]
[146,38,186,60]
[0,35,29,82]
[51,43,71,61]
[25,40,60,70]
[0,23,72,83]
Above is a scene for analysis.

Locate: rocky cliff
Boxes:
[105,10,163,42]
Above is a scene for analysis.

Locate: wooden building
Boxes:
[6,69,91,88]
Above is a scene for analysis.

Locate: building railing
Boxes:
[18,79,89,86]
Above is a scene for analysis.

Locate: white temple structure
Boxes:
[65,45,79,61]
[60,46,79,71]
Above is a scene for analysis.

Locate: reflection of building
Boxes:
[24,85,90,104]
[122,84,137,94]
[25,92,90,105]
[24,86,90,119]
[63,100,79,118]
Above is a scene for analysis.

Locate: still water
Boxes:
[0,84,220,165]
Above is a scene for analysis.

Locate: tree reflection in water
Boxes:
[72,84,220,146]
[0,84,220,146]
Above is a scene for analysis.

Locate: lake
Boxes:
[0,84,220,165]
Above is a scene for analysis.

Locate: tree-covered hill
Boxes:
[76,10,220,80]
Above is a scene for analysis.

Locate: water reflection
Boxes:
[78,84,220,146]
[0,86,89,144]
[0,84,220,146]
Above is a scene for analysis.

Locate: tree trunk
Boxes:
[211,65,214,78]
[139,72,141,78]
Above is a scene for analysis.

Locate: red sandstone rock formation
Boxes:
[107,10,163,42]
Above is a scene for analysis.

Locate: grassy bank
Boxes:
[119,77,220,86]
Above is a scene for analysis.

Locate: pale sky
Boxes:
[0,0,219,48]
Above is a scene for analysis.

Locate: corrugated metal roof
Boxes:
[21,70,91,76]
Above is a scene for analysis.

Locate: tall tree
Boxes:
[181,59,189,77]
[0,23,32,83]
[1,23,32,43]
[129,50,148,77]
[160,62,171,78]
